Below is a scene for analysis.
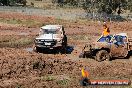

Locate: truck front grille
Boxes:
[36,39,57,46]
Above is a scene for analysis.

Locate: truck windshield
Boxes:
[98,36,112,42]
[114,35,127,43]
[41,29,60,34]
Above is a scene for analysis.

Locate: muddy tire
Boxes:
[96,50,110,62]
[60,35,67,54]
[60,46,67,54]
[62,35,67,47]
[33,45,36,52]
[33,46,41,53]
[79,52,85,58]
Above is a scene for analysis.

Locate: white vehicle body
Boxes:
[34,25,67,52]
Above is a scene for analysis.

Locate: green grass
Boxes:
[56,78,70,86]
[39,75,70,87]
[68,35,91,41]
[0,17,69,28]
[41,75,55,81]
[0,35,33,48]
[0,18,43,28]
[0,15,93,28]
[15,83,22,88]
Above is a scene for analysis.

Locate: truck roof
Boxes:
[116,33,127,36]
[41,25,62,30]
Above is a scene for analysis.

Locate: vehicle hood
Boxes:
[35,34,62,40]
[36,34,53,40]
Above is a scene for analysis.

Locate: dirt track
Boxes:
[0,12,132,88]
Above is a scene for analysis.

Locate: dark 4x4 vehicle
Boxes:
[79,33,132,62]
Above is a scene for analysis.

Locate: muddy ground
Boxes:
[0,12,132,88]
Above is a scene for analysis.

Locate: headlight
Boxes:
[54,35,61,38]
[35,39,38,43]
[35,39,40,43]
[57,39,62,43]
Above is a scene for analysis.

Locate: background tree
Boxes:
[0,0,26,6]
[127,0,132,12]
[0,0,10,6]
[51,0,131,13]
[83,0,128,14]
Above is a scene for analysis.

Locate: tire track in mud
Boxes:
[0,48,82,87]
[0,12,132,87]
[0,48,132,87]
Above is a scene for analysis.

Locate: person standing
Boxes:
[102,22,110,37]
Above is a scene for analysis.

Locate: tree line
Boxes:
[0,0,131,14]
[55,0,132,14]
[0,0,26,6]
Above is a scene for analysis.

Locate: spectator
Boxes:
[102,22,110,37]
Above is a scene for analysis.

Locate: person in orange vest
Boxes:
[102,22,110,37]
[81,68,89,78]
[80,68,91,86]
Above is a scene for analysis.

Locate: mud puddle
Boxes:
[24,47,33,52]
[18,32,29,35]
[24,46,74,54]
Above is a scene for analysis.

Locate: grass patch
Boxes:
[56,78,70,86]
[15,83,22,88]
[0,35,33,48]
[0,17,68,28]
[0,16,91,28]
[13,37,32,46]
[68,35,91,41]
[44,76,55,81]
[40,75,55,81]
[0,18,43,28]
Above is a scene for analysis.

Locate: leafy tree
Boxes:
[127,0,132,12]
[0,0,26,6]
[0,0,10,6]
[83,0,129,14]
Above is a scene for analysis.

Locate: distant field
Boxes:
[0,6,86,20]
[26,0,54,8]
[0,6,131,22]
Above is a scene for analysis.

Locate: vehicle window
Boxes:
[114,35,127,43]
[122,36,127,42]
[98,36,112,42]
[42,29,60,34]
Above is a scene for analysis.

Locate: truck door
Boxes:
[111,35,128,57]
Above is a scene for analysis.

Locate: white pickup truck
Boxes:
[33,25,67,53]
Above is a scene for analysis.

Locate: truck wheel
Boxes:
[60,46,67,54]
[33,46,41,53]
[96,50,110,62]
[33,45,37,52]
[63,35,67,47]
[79,52,85,58]
[61,35,67,54]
